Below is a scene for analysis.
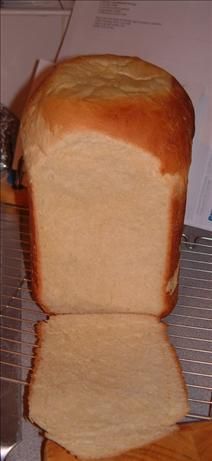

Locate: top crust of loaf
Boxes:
[21,54,194,178]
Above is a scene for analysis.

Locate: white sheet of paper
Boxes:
[59,0,212,231]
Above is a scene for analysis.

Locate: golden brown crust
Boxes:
[162,187,187,317]
[26,321,47,423]
[27,181,44,310]
[27,180,52,314]
[22,55,194,178]
[42,81,193,177]
[160,322,189,409]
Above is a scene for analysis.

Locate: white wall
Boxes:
[0,9,71,117]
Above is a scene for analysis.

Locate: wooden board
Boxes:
[43,422,212,461]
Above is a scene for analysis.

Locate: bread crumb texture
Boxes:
[30,315,188,458]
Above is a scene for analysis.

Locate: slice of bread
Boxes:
[29,315,188,459]
[21,54,194,315]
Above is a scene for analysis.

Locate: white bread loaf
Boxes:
[29,315,188,459]
[21,55,194,316]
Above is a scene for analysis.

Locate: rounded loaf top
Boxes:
[45,55,173,100]
[21,54,195,177]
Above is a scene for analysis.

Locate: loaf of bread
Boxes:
[21,54,194,315]
[29,315,188,459]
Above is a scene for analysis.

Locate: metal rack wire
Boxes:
[0,202,212,422]
[167,229,212,421]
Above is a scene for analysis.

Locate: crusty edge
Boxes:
[27,179,42,306]
[161,185,187,317]
[27,179,52,314]
[27,320,48,423]
[160,321,189,417]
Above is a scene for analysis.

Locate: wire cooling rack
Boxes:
[0,202,212,422]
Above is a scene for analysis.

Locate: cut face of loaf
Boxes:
[21,55,194,315]
[29,315,188,459]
